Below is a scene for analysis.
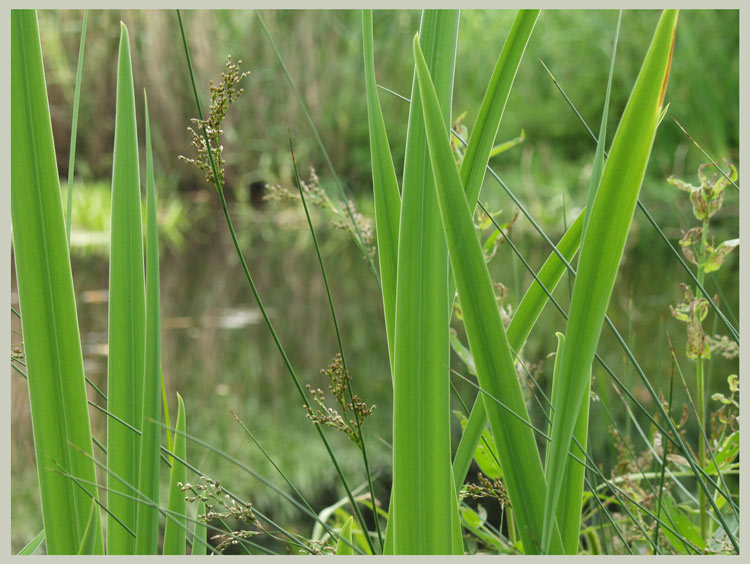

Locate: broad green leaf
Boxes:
[135,92,162,554]
[11,9,103,554]
[163,393,188,554]
[107,22,145,554]
[542,10,678,553]
[413,33,564,555]
[191,501,207,555]
[391,10,460,555]
[336,516,355,555]
[453,209,584,490]
[362,9,401,369]
[17,529,46,555]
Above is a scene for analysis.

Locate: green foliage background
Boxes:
[11,9,738,552]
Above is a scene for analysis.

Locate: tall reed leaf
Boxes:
[453,210,585,489]
[163,393,188,554]
[11,9,103,554]
[362,9,401,367]
[391,10,459,555]
[543,14,620,554]
[544,333,591,553]
[541,10,678,554]
[135,92,162,554]
[459,9,539,208]
[413,33,563,555]
[107,22,145,554]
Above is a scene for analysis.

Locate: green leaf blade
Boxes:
[11,9,103,554]
[541,10,679,554]
[391,10,460,555]
[106,21,145,555]
[163,393,188,555]
[413,32,563,555]
[134,92,162,554]
[459,9,539,208]
[336,516,355,555]
[362,9,401,369]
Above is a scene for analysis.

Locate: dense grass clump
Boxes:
[11,8,738,555]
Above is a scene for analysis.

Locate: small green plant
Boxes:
[667,160,739,541]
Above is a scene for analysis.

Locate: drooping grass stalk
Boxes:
[106,22,145,554]
[541,11,679,553]
[163,393,187,554]
[391,11,459,555]
[157,431,319,554]
[289,136,383,550]
[134,92,162,554]
[65,10,87,246]
[11,9,103,554]
[362,9,401,367]
[413,33,564,555]
[174,11,375,552]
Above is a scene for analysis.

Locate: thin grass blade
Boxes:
[413,33,563,555]
[17,530,45,556]
[77,501,101,555]
[163,393,187,554]
[106,22,145,554]
[191,500,207,554]
[135,92,162,554]
[362,9,401,367]
[10,9,103,554]
[391,10,459,554]
[541,10,679,553]
[544,333,591,553]
[65,10,87,246]
[459,9,539,208]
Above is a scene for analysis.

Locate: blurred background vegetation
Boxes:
[11,9,738,552]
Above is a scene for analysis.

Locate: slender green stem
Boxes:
[174,11,375,552]
[696,217,709,542]
[254,11,381,288]
[289,135,383,551]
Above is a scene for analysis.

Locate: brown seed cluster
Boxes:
[180,55,250,188]
[303,353,375,449]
